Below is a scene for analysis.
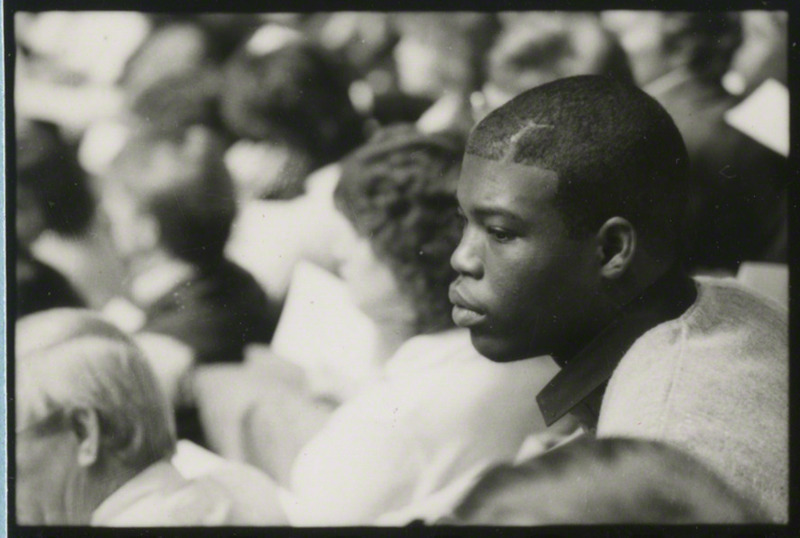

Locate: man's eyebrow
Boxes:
[468,205,527,223]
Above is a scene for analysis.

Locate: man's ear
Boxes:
[69,407,101,467]
[595,217,636,279]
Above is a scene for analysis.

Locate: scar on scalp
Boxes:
[502,121,555,163]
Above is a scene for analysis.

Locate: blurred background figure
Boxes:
[391,12,500,134]
[220,26,366,200]
[103,125,277,361]
[127,67,229,141]
[449,436,768,525]
[15,309,286,526]
[725,11,787,95]
[101,125,278,445]
[602,11,788,274]
[15,119,93,317]
[14,12,145,134]
[474,12,633,119]
[119,14,258,104]
[218,22,373,327]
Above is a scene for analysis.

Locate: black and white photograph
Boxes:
[7,5,792,531]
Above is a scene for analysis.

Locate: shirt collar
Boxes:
[91,460,184,525]
[536,266,697,431]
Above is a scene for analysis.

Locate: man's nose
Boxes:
[450,228,483,279]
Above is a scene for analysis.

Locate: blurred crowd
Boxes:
[13,11,788,527]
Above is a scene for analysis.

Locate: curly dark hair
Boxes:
[334,124,466,335]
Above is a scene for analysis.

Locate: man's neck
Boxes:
[552,261,682,367]
[68,461,141,525]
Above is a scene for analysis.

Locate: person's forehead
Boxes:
[458,153,559,207]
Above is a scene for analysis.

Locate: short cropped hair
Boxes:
[658,12,742,82]
[467,75,689,256]
[107,125,236,265]
[16,119,95,236]
[454,436,766,524]
[487,14,633,95]
[221,36,365,168]
[334,124,465,334]
[16,309,176,472]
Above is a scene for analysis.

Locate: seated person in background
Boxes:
[118,14,258,104]
[727,11,787,95]
[602,11,787,273]
[243,124,566,525]
[449,436,767,524]
[451,75,787,521]
[15,308,286,526]
[391,12,500,135]
[15,119,88,317]
[101,124,278,443]
[220,26,365,200]
[128,67,230,142]
[474,12,633,118]
[220,28,368,306]
[314,12,435,128]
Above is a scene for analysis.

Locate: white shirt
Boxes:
[91,461,239,526]
[92,447,287,526]
[280,329,561,525]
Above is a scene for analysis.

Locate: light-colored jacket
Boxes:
[598,277,788,522]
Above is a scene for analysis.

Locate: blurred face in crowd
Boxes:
[601,11,671,86]
[223,137,294,200]
[393,35,446,99]
[449,155,601,362]
[336,218,416,327]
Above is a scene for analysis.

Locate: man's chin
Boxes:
[469,332,536,363]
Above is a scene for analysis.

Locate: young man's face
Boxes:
[450,154,602,362]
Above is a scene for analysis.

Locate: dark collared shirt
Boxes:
[536,267,698,432]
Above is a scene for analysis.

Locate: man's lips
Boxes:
[449,286,487,328]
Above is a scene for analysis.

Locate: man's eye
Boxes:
[487,227,514,242]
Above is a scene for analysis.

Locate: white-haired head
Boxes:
[16,308,176,472]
